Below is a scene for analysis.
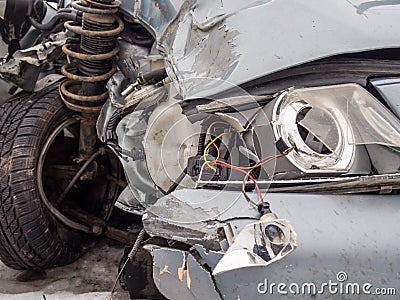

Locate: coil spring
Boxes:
[59,0,124,114]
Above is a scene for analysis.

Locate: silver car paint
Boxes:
[120,0,400,99]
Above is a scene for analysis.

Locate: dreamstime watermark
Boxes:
[257,272,397,296]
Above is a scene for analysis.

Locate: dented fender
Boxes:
[120,0,400,99]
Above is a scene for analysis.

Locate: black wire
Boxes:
[197,133,206,155]
[29,12,81,31]
[105,108,128,155]
[165,167,188,194]
[197,121,211,155]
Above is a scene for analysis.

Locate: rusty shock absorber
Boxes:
[60,0,124,160]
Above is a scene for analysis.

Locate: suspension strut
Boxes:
[59,0,124,160]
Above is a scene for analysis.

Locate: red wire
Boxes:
[205,122,265,204]
[213,161,264,203]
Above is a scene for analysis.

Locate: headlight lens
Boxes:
[271,84,400,173]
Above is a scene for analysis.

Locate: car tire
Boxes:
[0,84,121,270]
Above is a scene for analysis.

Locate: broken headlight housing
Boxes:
[252,84,400,178]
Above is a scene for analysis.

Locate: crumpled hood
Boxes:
[120,0,400,99]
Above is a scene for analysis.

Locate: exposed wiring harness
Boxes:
[213,160,264,205]
[200,122,295,205]
[203,132,228,171]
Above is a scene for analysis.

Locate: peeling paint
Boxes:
[186,266,191,289]
[122,0,400,100]
[160,265,170,275]
[177,255,186,281]
[149,248,221,299]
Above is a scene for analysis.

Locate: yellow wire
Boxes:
[203,132,227,171]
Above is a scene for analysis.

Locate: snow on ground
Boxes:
[0,37,130,300]
[0,240,129,300]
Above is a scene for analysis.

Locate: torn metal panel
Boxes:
[121,0,400,99]
[213,192,400,299]
[193,245,224,271]
[117,40,151,82]
[120,0,182,38]
[142,189,260,249]
[148,247,221,300]
[0,32,67,70]
[142,195,223,249]
[145,189,260,222]
[0,32,67,91]
[114,186,145,215]
[144,193,400,298]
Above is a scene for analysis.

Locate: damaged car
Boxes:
[0,0,399,299]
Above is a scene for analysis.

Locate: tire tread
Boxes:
[0,85,81,270]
